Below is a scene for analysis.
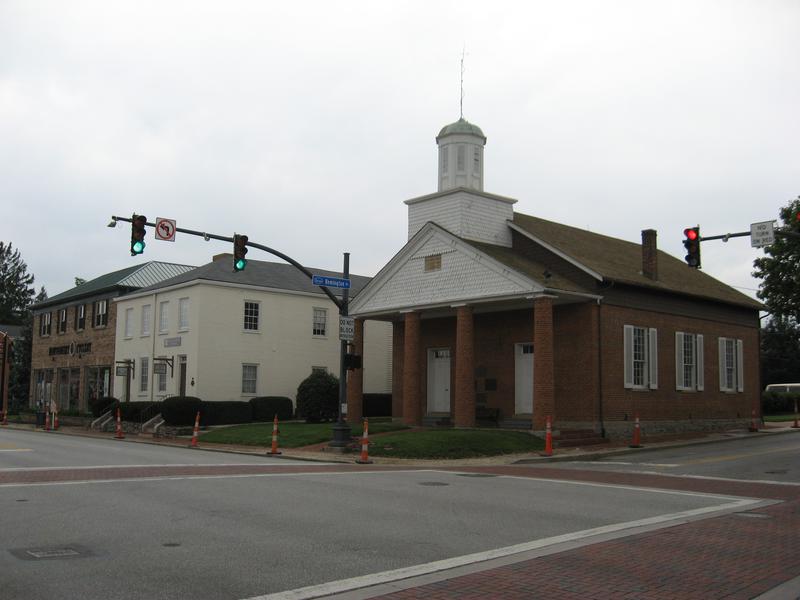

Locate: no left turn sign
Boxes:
[155,218,177,242]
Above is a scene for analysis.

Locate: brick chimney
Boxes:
[641,229,658,280]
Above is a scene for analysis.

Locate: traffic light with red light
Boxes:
[131,214,147,256]
[233,234,248,271]
[683,227,701,268]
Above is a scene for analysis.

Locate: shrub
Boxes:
[118,401,161,422]
[762,391,800,415]
[200,401,252,426]
[296,371,339,423]
[250,397,294,422]
[89,396,118,418]
[363,393,392,417]
[161,396,202,426]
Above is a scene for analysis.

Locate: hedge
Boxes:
[89,396,118,418]
[117,401,161,422]
[296,372,339,422]
[762,391,800,415]
[200,401,252,426]
[250,397,294,422]
[161,396,203,426]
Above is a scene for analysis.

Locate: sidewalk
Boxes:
[2,420,798,466]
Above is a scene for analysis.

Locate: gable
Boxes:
[350,224,542,316]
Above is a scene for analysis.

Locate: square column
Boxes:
[453,305,475,428]
[533,296,555,430]
[346,318,364,424]
[402,311,422,426]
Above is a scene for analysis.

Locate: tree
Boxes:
[753,196,800,319]
[0,242,35,325]
[8,286,46,410]
[760,316,800,385]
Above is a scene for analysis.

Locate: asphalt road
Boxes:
[537,430,800,483]
[0,427,766,600]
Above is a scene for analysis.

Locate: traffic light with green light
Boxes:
[233,234,248,271]
[683,227,701,268]
[131,214,147,256]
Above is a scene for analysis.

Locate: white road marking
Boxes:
[242,496,761,600]
[0,449,33,452]
[0,462,305,472]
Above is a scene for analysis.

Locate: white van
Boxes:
[765,383,800,393]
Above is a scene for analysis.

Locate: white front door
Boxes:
[427,348,451,413]
[514,343,534,415]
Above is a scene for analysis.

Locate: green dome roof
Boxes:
[436,118,486,142]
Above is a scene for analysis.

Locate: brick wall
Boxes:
[30,296,120,412]
[387,299,760,433]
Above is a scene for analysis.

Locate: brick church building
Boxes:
[346,118,762,437]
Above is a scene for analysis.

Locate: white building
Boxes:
[113,254,392,406]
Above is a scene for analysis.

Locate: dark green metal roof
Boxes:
[436,118,486,142]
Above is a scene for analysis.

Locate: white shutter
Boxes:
[696,335,704,391]
[623,325,634,389]
[675,332,685,391]
[648,328,658,390]
[718,337,727,391]
[736,339,744,392]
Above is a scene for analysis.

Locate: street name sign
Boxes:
[339,316,355,341]
[312,275,351,289]
[751,221,775,248]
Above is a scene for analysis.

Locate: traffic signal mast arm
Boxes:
[109,215,344,310]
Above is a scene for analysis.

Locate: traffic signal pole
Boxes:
[330,253,352,449]
[109,215,344,310]
[110,214,353,447]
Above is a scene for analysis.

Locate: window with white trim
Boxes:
[440,146,448,175]
[58,309,67,334]
[157,369,167,393]
[141,304,151,336]
[93,300,108,327]
[623,325,658,390]
[39,312,51,337]
[242,364,258,394]
[158,301,169,333]
[75,304,86,331]
[124,308,134,338]
[244,301,259,331]
[456,145,465,172]
[313,308,327,337]
[178,298,189,330]
[676,332,704,391]
[719,337,744,393]
[140,357,149,393]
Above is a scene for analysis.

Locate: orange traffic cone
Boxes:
[541,415,553,457]
[748,408,759,432]
[53,408,60,431]
[629,414,642,448]
[189,411,200,448]
[44,410,50,431]
[267,414,281,455]
[792,399,799,429]
[355,418,372,464]
[114,407,125,439]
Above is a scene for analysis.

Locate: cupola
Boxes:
[436,118,486,191]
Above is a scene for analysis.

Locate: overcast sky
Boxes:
[1,0,797,303]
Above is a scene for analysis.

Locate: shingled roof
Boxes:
[511,213,762,310]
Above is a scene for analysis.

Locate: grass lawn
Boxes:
[368,429,544,459]
[199,419,409,448]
